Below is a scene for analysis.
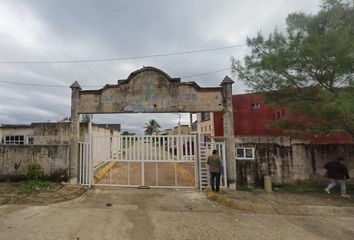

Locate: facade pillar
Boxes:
[220,76,236,189]
[69,81,81,183]
[189,113,193,130]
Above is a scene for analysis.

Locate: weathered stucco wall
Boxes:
[0,145,69,180]
[33,123,72,144]
[235,136,354,186]
[32,122,116,144]
[78,67,223,114]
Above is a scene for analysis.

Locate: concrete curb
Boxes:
[204,190,354,216]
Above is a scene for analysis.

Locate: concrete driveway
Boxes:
[1,187,354,240]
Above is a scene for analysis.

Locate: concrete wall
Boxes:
[33,123,72,144]
[32,122,117,144]
[0,145,69,180]
[235,136,354,186]
[78,67,223,114]
[33,122,90,144]
[0,122,120,181]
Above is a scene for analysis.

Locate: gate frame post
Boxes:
[87,114,93,187]
[220,76,236,190]
[69,81,81,184]
[194,135,199,189]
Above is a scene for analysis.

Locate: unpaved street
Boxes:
[1,187,354,240]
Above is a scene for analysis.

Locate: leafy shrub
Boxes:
[27,162,43,180]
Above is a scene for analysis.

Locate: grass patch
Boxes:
[346,197,354,203]
[237,185,255,192]
[0,198,11,205]
[20,180,55,193]
[275,182,354,194]
[274,182,323,193]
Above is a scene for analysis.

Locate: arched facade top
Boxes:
[77,67,224,114]
[123,66,180,84]
[86,66,220,93]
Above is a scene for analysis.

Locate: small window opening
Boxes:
[251,103,260,109]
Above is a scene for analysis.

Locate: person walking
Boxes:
[324,157,350,198]
[207,149,222,192]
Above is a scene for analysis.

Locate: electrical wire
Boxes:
[0,80,68,88]
[181,68,231,79]
[0,44,245,64]
[0,67,232,88]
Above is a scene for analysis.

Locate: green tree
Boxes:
[122,131,135,136]
[232,0,354,139]
[144,119,161,135]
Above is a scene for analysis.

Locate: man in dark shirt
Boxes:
[207,149,221,192]
[324,157,350,198]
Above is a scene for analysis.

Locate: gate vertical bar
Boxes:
[85,143,88,185]
[197,133,202,190]
[167,137,170,161]
[163,137,165,161]
[193,135,198,188]
[222,143,227,187]
[175,136,178,187]
[79,143,82,184]
[88,115,93,187]
[128,136,132,185]
[155,136,158,186]
[141,136,145,186]
[109,136,112,184]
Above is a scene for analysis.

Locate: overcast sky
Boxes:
[0,0,321,134]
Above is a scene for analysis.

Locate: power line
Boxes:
[0,44,245,64]
[181,68,231,79]
[0,80,68,88]
[0,67,232,88]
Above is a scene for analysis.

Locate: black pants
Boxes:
[210,172,221,192]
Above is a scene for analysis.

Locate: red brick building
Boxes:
[214,93,352,144]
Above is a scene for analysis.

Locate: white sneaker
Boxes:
[341,194,350,198]
[324,188,330,194]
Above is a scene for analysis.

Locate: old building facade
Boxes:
[0,122,120,181]
[210,93,354,186]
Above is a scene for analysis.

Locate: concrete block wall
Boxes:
[33,122,91,144]
[235,136,354,186]
[0,145,69,181]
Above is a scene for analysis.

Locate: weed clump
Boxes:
[20,162,54,193]
[27,162,43,181]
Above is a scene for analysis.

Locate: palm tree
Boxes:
[144,119,161,135]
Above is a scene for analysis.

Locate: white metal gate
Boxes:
[198,141,227,190]
[79,142,91,186]
[80,135,198,188]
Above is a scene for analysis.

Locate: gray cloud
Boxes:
[0,0,321,132]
